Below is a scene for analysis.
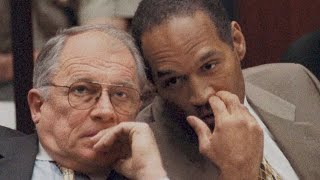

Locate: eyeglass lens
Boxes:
[67,81,140,115]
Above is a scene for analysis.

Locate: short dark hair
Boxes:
[131,0,232,82]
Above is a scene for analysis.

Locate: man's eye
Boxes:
[114,91,128,98]
[111,91,131,102]
[164,77,183,88]
[71,85,90,96]
[201,62,216,71]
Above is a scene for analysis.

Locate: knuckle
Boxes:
[217,91,239,102]
[252,123,263,135]
[199,145,209,155]
[237,118,248,127]
[239,104,248,111]
[215,91,226,97]
[136,122,152,133]
[198,140,211,155]
[229,93,240,102]
[138,122,150,129]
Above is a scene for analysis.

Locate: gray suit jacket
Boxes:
[136,63,320,180]
[0,126,126,180]
[0,126,38,179]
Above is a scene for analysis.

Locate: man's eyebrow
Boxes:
[67,76,137,88]
[157,70,176,79]
[67,77,93,84]
[199,50,222,63]
[111,80,138,88]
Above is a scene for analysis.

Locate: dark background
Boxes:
[223,0,320,68]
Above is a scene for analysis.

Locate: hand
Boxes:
[187,91,263,180]
[92,122,167,180]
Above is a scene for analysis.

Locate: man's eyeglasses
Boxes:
[47,81,141,115]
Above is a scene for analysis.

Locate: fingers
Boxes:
[187,116,211,146]
[92,122,132,151]
[92,122,154,152]
[208,91,260,132]
[208,95,227,128]
[113,158,133,177]
[191,91,264,175]
[216,91,258,125]
[99,122,166,180]
[92,125,125,152]
[215,91,241,113]
[208,95,228,115]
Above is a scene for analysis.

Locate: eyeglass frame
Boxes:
[42,81,142,115]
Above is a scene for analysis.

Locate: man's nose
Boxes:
[188,77,215,106]
[90,92,118,124]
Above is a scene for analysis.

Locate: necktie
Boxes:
[259,157,281,180]
[56,164,75,180]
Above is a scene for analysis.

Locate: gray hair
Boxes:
[33,24,147,93]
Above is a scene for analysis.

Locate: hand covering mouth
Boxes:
[200,113,215,130]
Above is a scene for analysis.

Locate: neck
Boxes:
[38,141,111,175]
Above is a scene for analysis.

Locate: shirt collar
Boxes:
[36,141,53,161]
[36,142,110,179]
[244,96,274,138]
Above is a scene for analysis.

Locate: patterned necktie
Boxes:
[259,157,281,180]
[55,158,279,180]
[56,164,75,180]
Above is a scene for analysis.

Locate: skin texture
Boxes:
[141,11,263,179]
[142,12,246,128]
[28,30,166,178]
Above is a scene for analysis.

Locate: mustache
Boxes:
[195,103,215,131]
[195,102,213,116]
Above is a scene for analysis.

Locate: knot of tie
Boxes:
[259,157,281,180]
[56,163,75,180]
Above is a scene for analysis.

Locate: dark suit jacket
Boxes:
[136,63,320,180]
[0,126,126,180]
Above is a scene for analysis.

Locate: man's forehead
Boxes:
[141,11,221,52]
[146,11,217,34]
[52,31,137,84]
[60,30,129,60]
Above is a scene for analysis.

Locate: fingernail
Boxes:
[186,116,193,121]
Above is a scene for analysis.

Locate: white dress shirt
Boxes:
[31,143,107,180]
[244,98,299,180]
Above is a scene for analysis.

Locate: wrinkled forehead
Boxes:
[59,30,136,70]
[61,30,131,60]
[54,31,138,85]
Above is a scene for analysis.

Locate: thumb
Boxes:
[113,158,133,178]
[187,116,211,146]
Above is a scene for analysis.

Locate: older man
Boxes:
[0,25,168,180]
[132,0,320,179]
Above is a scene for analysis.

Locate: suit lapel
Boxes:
[148,97,219,179]
[246,82,320,179]
[0,134,38,180]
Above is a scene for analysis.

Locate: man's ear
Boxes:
[28,89,44,124]
[231,21,246,61]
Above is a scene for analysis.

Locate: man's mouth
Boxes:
[82,129,101,138]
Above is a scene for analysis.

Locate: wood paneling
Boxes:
[11,0,34,134]
[235,0,320,68]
